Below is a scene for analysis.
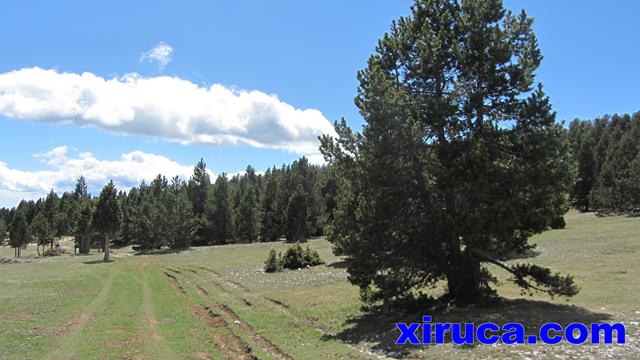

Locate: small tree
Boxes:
[30,212,54,256]
[92,181,122,262]
[9,211,29,257]
[264,249,283,273]
[74,200,93,254]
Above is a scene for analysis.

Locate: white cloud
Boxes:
[0,67,335,156]
[140,42,173,71]
[0,146,204,207]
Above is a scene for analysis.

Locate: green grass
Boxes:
[1,211,639,359]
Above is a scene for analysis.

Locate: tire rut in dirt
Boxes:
[214,303,293,360]
[195,306,258,360]
[182,267,293,360]
[163,269,258,359]
[162,271,186,294]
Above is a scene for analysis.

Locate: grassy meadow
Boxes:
[1,211,639,359]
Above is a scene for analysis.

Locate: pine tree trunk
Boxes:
[79,235,90,255]
[446,253,482,305]
[103,235,110,262]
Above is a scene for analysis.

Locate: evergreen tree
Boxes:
[9,210,29,257]
[188,159,211,245]
[260,168,282,242]
[131,192,164,252]
[166,176,195,249]
[188,158,210,216]
[74,199,93,254]
[285,185,307,242]
[92,180,122,262]
[56,192,75,236]
[0,217,6,246]
[620,152,640,209]
[233,174,258,243]
[119,187,138,245]
[320,167,339,223]
[43,189,61,235]
[30,211,54,256]
[208,174,232,244]
[320,0,577,306]
[73,175,89,200]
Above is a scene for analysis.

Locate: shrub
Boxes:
[282,244,324,270]
[43,248,59,257]
[302,246,324,267]
[264,249,283,273]
[282,244,306,270]
[264,244,325,272]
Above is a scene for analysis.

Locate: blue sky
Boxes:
[0,0,639,207]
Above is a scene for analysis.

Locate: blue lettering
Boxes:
[501,323,525,344]
[395,323,420,345]
[476,323,500,344]
[450,323,474,344]
[540,323,562,344]
[435,323,451,344]
[565,323,588,344]
[591,323,625,344]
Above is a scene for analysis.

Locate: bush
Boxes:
[43,248,59,257]
[302,246,324,267]
[264,249,283,273]
[264,244,325,272]
[282,244,306,270]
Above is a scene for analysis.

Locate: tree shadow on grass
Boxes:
[323,298,612,356]
[327,260,348,269]
[83,259,113,264]
[133,247,196,256]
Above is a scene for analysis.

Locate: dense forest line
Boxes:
[1,112,639,257]
[0,156,338,255]
[568,111,640,212]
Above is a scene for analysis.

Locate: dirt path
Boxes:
[161,267,258,359]
[140,270,180,359]
[181,266,296,360]
[48,265,117,359]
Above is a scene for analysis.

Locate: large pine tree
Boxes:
[320,0,577,305]
[74,199,93,254]
[208,174,232,244]
[166,176,195,249]
[92,180,122,262]
[188,159,211,245]
[284,185,308,242]
[260,168,283,242]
